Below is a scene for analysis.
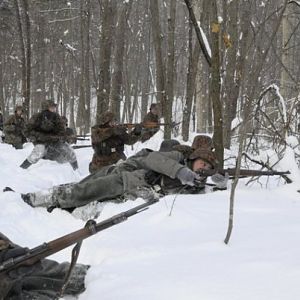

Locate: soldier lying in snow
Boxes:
[17,135,228,211]
[19,100,79,170]
[0,232,88,300]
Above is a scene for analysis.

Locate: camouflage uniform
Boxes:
[0,232,88,300]
[140,104,160,143]
[22,139,218,210]
[22,101,78,169]
[89,111,141,173]
[3,107,26,149]
[61,116,77,144]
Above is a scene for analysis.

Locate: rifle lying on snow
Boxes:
[196,168,290,178]
[0,199,158,275]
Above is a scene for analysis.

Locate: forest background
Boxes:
[1,0,300,167]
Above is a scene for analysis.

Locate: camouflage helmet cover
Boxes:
[100,111,115,125]
[191,135,213,150]
[159,139,180,152]
[41,100,57,110]
[15,105,23,112]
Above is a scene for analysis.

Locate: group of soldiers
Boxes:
[0,102,160,174]
[0,101,229,299]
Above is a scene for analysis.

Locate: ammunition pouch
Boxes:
[95,142,123,156]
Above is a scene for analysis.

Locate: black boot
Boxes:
[70,161,79,170]
[3,187,15,192]
[21,193,33,206]
[20,159,32,169]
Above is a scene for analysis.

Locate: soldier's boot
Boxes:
[20,159,32,169]
[3,187,15,192]
[21,191,58,208]
[70,160,79,170]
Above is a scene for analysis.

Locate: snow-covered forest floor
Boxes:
[1,132,300,300]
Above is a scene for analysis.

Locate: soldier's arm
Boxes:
[3,116,17,133]
[142,151,185,178]
[91,127,115,144]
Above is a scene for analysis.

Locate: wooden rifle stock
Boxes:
[0,200,158,274]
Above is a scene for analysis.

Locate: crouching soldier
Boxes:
[19,100,79,170]
[89,111,142,173]
[3,105,27,149]
[0,232,88,299]
[18,135,228,211]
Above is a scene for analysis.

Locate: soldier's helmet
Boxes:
[189,135,217,168]
[191,135,214,150]
[150,103,158,110]
[189,148,217,169]
[159,139,180,152]
[15,105,23,113]
[41,100,57,111]
[99,111,115,125]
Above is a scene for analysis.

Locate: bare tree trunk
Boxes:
[110,0,133,121]
[85,0,91,132]
[182,21,194,141]
[210,0,224,167]
[22,0,31,118]
[223,0,239,149]
[96,0,116,123]
[14,0,27,109]
[165,0,177,139]
[183,19,201,141]
[150,0,166,118]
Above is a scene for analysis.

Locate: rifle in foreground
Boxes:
[196,168,290,178]
[0,199,158,274]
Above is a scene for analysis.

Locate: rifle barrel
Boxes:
[197,168,290,177]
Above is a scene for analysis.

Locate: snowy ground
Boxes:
[1,132,300,300]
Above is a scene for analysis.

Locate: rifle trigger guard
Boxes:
[85,219,97,234]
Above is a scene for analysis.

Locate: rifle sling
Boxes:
[56,220,96,299]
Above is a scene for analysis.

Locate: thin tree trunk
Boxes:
[210,0,224,167]
[150,0,166,117]
[164,0,177,139]
[110,0,133,121]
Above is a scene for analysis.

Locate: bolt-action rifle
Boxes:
[0,199,158,275]
[196,168,290,178]
[119,121,180,129]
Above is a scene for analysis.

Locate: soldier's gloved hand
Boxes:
[113,126,126,136]
[0,247,41,279]
[176,167,200,186]
[0,247,27,263]
[132,124,143,136]
[211,172,229,189]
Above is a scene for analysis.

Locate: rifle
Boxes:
[119,121,181,129]
[73,144,92,149]
[0,199,158,274]
[196,168,290,178]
